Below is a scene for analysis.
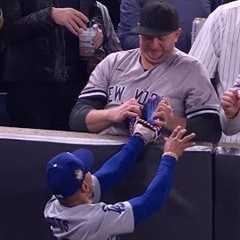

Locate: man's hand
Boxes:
[221,89,240,119]
[164,126,196,158]
[154,99,186,130]
[51,7,88,36]
[79,24,104,49]
[108,98,142,123]
[93,24,103,49]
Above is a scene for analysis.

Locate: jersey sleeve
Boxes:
[189,6,224,79]
[184,61,220,118]
[99,201,134,237]
[78,53,117,103]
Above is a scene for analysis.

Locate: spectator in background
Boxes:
[220,84,240,136]
[1,0,120,131]
[98,0,121,30]
[189,1,240,143]
[118,0,222,52]
[0,1,4,83]
[70,1,221,143]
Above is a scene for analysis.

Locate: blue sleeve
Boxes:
[129,155,176,225]
[118,0,141,50]
[94,136,144,194]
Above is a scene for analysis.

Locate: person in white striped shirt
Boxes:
[221,76,240,135]
[189,1,240,143]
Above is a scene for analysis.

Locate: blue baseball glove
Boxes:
[130,96,163,144]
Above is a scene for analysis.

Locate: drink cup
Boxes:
[79,27,96,59]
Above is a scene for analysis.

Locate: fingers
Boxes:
[154,118,166,128]
[181,141,195,150]
[222,94,238,106]
[156,102,171,113]
[72,9,89,25]
[94,28,103,49]
[125,112,139,119]
[65,22,78,36]
[127,105,142,117]
[175,128,186,139]
[182,133,196,142]
[170,125,183,138]
[68,18,81,36]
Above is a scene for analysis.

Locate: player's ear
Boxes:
[174,28,182,43]
[81,179,90,193]
[80,181,87,193]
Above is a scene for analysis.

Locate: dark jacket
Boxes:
[1,0,120,83]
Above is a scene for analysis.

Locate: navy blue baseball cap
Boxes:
[135,1,179,37]
[47,149,95,199]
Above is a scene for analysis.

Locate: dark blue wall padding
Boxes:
[215,147,240,240]
[0,137,213,240]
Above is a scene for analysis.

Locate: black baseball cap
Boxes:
[135,1,180,37]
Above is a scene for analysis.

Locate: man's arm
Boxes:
[220,111,240,136]
[129,126,195,225]
[69,96,142,133]
[2,3,88,44]
[94,135,145,194]
[220,89,240,135]
[184,60,222,143]
[69,97,107,132]
[154,99,221,143]
[187,113,221,143]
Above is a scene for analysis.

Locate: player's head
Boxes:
[47,149,95,200]
[136,1,181,66]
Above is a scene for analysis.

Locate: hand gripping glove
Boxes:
[131,96,162,144]
[142,95,162,125]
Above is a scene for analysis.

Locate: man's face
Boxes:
[140,29,181,67]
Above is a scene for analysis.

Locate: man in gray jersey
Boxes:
[189,1,240,143]
[70,1,221,143]
[45,120,195,240]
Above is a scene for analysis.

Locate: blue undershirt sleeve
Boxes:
[93,136,145,194]
[129,155,176,225]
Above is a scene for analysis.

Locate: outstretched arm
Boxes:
[129,126,195,225]
[94,135,145,194]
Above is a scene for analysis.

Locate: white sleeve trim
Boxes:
[187,109,220,119]
[78,91,107,99]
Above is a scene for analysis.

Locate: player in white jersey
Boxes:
[44,117,195,240]
[189,1,240,143]
[70,1,221,143]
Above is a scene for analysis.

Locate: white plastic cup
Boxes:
[79,27,96,58]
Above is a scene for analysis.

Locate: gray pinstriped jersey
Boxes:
[44,175,134,240]
[79,48,219,136]
[190,2,240,143]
